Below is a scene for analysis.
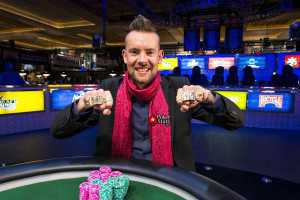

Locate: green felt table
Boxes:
[0,177,185,200]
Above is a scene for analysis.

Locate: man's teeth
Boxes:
[137,68,149,72]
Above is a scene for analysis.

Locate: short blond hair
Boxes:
[128,15,157,32]
[125,15,160,46]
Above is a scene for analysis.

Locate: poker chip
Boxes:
[79,167,130,200]
[100,172,111,182]
[99,183,113,200]
[110,171,123,177]
[89,184,101,200]
[99,166,112,173]
[79,182,89,200]
[112,176,130,200]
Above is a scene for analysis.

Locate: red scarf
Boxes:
[112,72,173,167]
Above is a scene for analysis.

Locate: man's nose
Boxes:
[138,52,147,64]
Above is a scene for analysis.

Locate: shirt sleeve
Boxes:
[71,100,94,120]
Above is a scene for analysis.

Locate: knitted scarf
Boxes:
[112,72,173,167]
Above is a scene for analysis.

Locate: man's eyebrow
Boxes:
[127,48,156,52]
[128,48,139,52]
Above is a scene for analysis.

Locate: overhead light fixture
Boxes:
[15,41,46,49]
[37,36,91,49]
[77,34,93,40]
[61,72,67,78]
[0,28,44,35]
[0,2,95,29]
[109,73,117,77]
[19,70,27,77]
[42,72,50,78]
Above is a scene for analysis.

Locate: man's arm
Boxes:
[172,76,244,130]
[50,102,100,138]
[51,83,114,138]
[191,93,244,130]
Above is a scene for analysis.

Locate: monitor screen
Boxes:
[247,92,294,112]
[214,91,247,110]
[73,84,98,91]
[50,89,76,110]
[158,57,178,71]
[284,54,300,68]
[208,57,235,69]
[50,85,98,110]
[237,56,266,69]
[0,90,44,114]
[180,57,205,70]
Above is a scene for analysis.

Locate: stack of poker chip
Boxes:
[79,166,130,200]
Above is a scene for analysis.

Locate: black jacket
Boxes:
[51,76,244,170]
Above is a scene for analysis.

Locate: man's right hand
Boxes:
[76,89,113,116]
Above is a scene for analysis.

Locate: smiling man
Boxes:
[51,15,244,170]
[123,22,162,88]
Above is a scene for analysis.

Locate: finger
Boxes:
[207,91,215,104]
[202,90,209,103]
[89,90,106,106]
[102,109,111,116]
[83,95,91,106]
[183,100,191,106]
[189,100,199,108]
[96,88,104,93]
[104,91,113,108]
[195,92,203,102]
[94,105,101,110]
[182,85,189,90]
[180,104,190,112]
[176,88,184,104]
[99,103,106,110]
[194,87,204,102]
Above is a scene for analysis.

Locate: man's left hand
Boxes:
[176,85,215,112]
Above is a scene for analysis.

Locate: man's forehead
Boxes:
[125,31,160,47]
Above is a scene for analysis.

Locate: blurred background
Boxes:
[0,1,300,199]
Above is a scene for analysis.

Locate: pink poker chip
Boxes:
[89,184,101,199]
[99,166,112,173]
[79,182,89,200]
[100,172,111,182]
[89,170,101,177]
[110,170,123,177]
[88,170,101,182]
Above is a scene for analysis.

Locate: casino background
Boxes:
[1,0,300,200]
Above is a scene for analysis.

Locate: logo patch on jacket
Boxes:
[149,114,170,126]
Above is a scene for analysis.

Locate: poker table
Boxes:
[0,157,247,200]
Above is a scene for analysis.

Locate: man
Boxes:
[51,15,243,170]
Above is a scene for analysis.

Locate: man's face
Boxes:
[122,31,163,88]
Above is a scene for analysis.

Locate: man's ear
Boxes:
[122,49,127,64]
[158,49,164,64]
